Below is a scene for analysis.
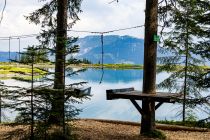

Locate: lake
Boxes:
[1,68,208,122]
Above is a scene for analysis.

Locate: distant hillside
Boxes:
[0,52,19,62]
[1,35,208,65]
[0,35,145,64]
[75,35,144,64]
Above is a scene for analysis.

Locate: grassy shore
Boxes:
[0,63,47,80]
[0,62,209,75]
[75,63,144,69]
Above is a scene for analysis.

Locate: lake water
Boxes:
[2,68,208,122]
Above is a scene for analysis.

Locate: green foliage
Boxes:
[68,58,92,64]
[20,46,49,64]
[185,109,198,122]
[1,0,90,139]
[156,119,210,129]
[158,0,210,118]
[25,0,82,48]
[142,130,166,140]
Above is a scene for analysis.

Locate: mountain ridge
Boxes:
[75,35,144,64]
[0,35,145,64]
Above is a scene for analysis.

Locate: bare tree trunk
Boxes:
[49,0,67,125]
[0,92,1,124]
[141,0,158,134]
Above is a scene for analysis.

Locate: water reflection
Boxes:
[70,68,143,83]
[2,69,208,122]
[67,69,182,122]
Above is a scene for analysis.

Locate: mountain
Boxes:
[1,35,208,65]
[75,35,144,64]
[0,35,144,64]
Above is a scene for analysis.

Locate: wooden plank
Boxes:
[107,87,134,100]
[106,90,182,103]
[106,87,134,94]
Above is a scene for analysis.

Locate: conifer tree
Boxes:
[158,0,210,121]
[26,0,84,125]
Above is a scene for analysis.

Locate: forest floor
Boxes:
[0,119,210,140]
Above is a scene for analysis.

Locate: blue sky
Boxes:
[0,0,146,51]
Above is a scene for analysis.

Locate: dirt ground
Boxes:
[72,119,210,140]
[0,119,210,140]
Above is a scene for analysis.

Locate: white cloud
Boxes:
[0,0,146,51]
[73,0,146,37]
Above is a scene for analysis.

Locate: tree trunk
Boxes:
[141,0,158,134]
[49,0,67,125]
[0,92,1,123]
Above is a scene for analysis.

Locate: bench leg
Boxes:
[155,102,164,110]
[130,99,144,115]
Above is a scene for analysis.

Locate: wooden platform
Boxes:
[107,89,182,103]
[106,88,183,115]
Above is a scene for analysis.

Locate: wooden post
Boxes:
[141,0,158,134]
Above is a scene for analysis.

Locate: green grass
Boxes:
[0,64,47,75]
[0,62,209,72]
[81,63,144,69]
[0,64,47,81]
[156,120,210,128]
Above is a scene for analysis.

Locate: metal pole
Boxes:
[31,47,34,140]
[9,37,11,62]
[18,38,21,61]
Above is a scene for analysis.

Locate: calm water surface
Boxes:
[2,68,208,122]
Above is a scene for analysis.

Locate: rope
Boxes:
[99,34,104,84]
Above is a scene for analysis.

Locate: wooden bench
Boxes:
[106,87,182,115]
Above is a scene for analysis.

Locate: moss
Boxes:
[142,130,166,140]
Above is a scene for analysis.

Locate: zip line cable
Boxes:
[0,25,145,40]
[0,25,145,82]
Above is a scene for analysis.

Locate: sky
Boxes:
[0,0,146,51]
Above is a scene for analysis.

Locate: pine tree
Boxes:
[26,0,83,125]
[158,0,210,121]
[0,81,8,123]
